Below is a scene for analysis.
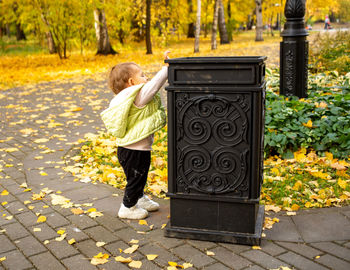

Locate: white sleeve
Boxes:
[134,66,168,107]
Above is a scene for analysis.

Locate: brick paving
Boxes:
[0,76,350,270]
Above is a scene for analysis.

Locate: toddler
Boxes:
[101,52,169,219]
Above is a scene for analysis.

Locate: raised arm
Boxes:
[134,66,168,107]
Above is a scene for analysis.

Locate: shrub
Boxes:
[264,69,350,159]
[309,30,350,74]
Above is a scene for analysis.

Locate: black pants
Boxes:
[117,146,151,208]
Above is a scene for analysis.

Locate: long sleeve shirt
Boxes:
[109,66,168,151]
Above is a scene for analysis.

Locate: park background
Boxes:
[0,0,349,215]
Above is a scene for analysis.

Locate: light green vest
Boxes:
[101,84,166,147]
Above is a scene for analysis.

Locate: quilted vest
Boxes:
[100,84,166,146]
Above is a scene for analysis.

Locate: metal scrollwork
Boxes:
[176,94,249,195]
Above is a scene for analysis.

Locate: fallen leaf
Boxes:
[161,223,167,229]
[90,257,109,265]
[96,242,106,247]
[44,240,50,244]
[55,233,67,241]
[252,246,261,250]
[1,190,9,196]
[183,262,193,269]
[129,239,139,244]
[33,228,42,232]
[168,262,178,266]
[20,183,28,188]
[139,219,148,226]
[5,216,13,220]
[37,216,47,223]
[71,208,84,215]
[68,238,76,245]
[128,260,142,269]
[206,251,215,256]
[115,256,132,263]
[88,211,103,218]
[0,257,6,262]
[124,245,139,254]
[286,211,296,216]
[57,230,66,235]
[146,254,158,260]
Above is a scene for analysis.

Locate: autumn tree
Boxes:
[146,0,152,54]
[218,0,229,44]
[94,0,116,55]
[255,0,263,41]
[187,0,195,37]
[194,0,201,52]
[211,0,219,50]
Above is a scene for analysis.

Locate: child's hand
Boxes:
[164,50,171,60]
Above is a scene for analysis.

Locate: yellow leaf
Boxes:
[139,219,148,226]
[44,240,50,245]
[71,208,84,215]
[183,262,193,269]
[96,242,106,247]
[0,257,6,262]
[128,260,142,268]
[87,208,97,213]
[161,223,167,229]
[168,262,178,266]
[264,205,281,213]
[37,216,47,223]
[33,228,42,232]
[291,204,300,211]
[55,233,66,241]
[124,245,139,254]
[305,202,312,208]
[1,202,7,206]
[338,178,347,189]
[115,256,132,263]
[68,238,76,245]
[302,120,313,128]
[1,190,9,196]
[286,211,296,216]
[57,230,66,235]
[34,138,49,143]
[5,216,13,220]
[129,239,139,244]
[146,254,158,260]
[206,251,215,256]
[292,180,303,191]
[90,257,108,265]
[20,183,28,188]
[39,171,48,176]
[252,246,261,250]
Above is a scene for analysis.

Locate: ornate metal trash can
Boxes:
[164,57,266,245]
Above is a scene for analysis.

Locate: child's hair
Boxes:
[108,62,140,94]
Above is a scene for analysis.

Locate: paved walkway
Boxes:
[0,76,350,270]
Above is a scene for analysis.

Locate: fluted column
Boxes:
[280,0,309,98]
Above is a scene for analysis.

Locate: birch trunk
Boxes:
[211,0,219,50]
[255,0,264,41]
[94,8,116,55]
[218,0,229,44]
[194,0,201,53]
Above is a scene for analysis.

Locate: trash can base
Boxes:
[164,205,264,246]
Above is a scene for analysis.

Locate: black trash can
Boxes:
[164,57,266,245]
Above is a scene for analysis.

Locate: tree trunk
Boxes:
[255,0,263,41]
[15,24,26,40]
[218,0,229,44]
[6,23,10,37]
[211,0,219,50]
[146,0,152,54]
[194,0,201,53]
[94,8,116,55]
[40,14,57,54]
[187,0,195,38]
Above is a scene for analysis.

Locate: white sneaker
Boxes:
[118,203,148,219]
[137,195,160,212]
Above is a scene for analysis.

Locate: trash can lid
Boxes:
[165,56,267,64]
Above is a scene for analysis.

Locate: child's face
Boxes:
[130,67,148,85]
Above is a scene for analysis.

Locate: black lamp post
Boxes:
[280,0,309,98]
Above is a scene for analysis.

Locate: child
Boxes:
[101,52,169,219]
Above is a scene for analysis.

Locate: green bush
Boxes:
[264,69,350,159]
[310,31,350,74]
